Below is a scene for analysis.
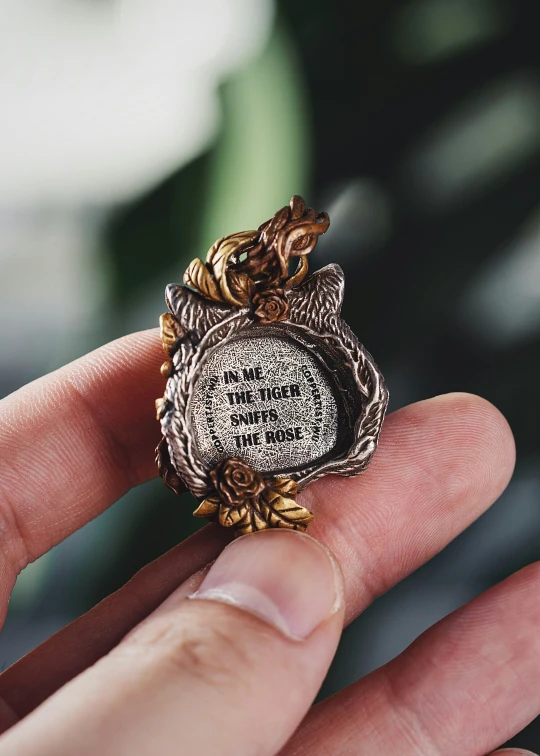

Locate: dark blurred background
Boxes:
[1,0,539,749]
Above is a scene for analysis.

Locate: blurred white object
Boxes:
[0,0,273,387]
[0,208,108,373]
[322,178,392,260]
[0,0,273,204]
[461,208,540,345]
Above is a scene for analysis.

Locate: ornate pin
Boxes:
[156,196,388,536]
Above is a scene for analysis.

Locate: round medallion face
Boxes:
[189,333,339,473]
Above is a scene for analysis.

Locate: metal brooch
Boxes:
[155,196,388,536]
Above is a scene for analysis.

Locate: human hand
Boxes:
[0,331,536,756]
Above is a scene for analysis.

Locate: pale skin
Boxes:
[0,330,536,756]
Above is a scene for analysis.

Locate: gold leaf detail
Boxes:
[234,505,267,537]
[270,477,298,497]
[218,502,250,528]
[227,270,255,304]
[193,496,220,519]
[159,313,184,356]
[206,231,258,306]
[184,258,223,302]
[260,488,314,532]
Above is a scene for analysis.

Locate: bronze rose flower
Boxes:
[252,288,290,324]
[210,457,266,506]
[193,457,314,536]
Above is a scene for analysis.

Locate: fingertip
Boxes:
[424,391,515,451]
[426,391,516,488]
[388,391,516,498]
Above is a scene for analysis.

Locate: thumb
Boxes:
[0,530,344,756]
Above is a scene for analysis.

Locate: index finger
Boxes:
[0,329,164,618]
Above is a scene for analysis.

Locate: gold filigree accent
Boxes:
[193,457,314,536]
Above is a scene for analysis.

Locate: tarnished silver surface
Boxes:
[190,333,339,472]
[160,264,389,499]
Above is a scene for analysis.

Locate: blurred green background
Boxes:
[1,0,540,750]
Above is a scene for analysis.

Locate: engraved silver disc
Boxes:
[189,333,339,473]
